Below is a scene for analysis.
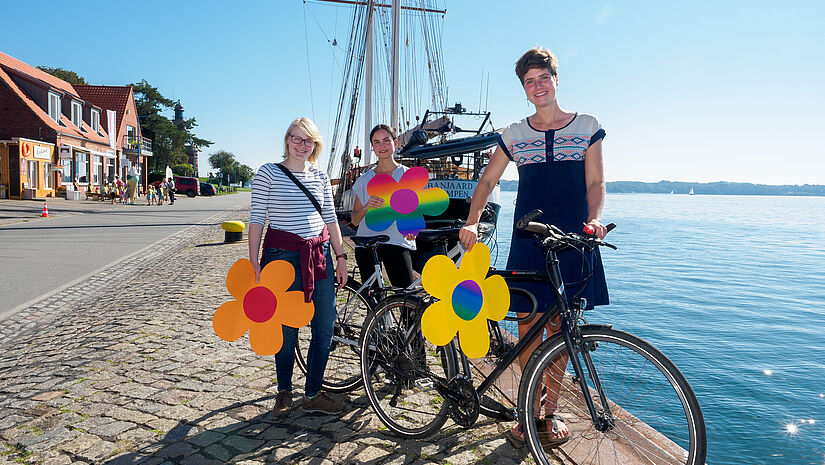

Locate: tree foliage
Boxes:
[129,80,213,172]
[37,66,88,85]
[208,151,253,185]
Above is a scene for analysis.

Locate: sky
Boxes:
[2,0,824,185]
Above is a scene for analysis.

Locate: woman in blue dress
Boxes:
[459,47,609,448]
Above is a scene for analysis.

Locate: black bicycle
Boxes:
[359,210,707,465]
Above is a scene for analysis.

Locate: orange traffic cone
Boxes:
[41,201,49,218]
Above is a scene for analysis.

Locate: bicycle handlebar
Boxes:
[516,209,617,250]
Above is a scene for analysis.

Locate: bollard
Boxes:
[221,221,245,243]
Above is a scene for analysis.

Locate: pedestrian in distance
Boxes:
[166,177,176,204]
[459,46,610,448]
[248,117,348,419]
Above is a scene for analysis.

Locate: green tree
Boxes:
[37,66,88,85]
[171,164,194,176]
[236,163,255,185]
[208,151,236,185]
[129,80,213,171]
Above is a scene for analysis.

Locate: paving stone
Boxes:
[354,445,392,463]
[203,443,232,462]
[185,430,225,447]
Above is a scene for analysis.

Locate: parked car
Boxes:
[173,176,200,197]
[199,182,216,196]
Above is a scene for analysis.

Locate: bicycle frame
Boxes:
[402,242,616,432]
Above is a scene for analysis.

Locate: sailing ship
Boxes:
[310,0,500,267]
[689,187,695,195]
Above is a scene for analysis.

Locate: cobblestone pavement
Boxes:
[0,205,561,465]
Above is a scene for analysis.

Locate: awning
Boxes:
[59,144,116,159]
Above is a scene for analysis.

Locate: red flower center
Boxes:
[243,286,278,323]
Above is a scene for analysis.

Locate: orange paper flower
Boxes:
[213,259,314,356]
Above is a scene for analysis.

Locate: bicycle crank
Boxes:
[445,376,479,427]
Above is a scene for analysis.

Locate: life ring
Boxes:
[21,141,31,157]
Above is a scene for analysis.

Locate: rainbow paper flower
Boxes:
[420,243,509,358]
[365,166,449,236]
[213,259,314,356]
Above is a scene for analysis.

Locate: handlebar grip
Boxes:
[523,221,550,235]
[516,209,543,230]
[605,223,617,233]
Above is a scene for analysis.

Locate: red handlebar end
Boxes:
[583,224,595,235]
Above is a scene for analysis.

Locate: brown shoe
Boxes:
[273,390,292,419]
[302,391,344,414]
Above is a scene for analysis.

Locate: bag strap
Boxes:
[274,163,323,215]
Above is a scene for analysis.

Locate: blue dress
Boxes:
[498,113,609,311]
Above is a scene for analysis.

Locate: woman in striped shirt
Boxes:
[248,117,348,418]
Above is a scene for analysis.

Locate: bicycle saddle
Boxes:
[416,227,461,244]
[352,235,391,247]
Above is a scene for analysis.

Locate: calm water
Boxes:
[491,191,825,465]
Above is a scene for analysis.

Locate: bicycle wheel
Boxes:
[519,327,706,465]
[360,294,458,438]
[295,278,373,393]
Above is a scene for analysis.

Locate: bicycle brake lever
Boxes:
[602,241,617,250]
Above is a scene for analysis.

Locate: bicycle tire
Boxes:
[360,294,459,438]
[295,278,373,393]
[519,327,706,465]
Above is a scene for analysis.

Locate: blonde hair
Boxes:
[283,117,323,163]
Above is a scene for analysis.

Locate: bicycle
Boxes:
[359,210,707,465]
[295,229,465,393]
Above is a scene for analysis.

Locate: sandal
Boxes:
[504,423,525,448]
[538,413,570,449]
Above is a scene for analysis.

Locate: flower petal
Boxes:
[397,166,429,191]
[481,275,510,322]
[213,300,250,342]
[364,206,397,232]
[421,300,460,346]
[249,319,284,356]
[226,259,256,299]
[366,173,398,200]
[260,259,296,293]
[274,290,315,328]
[457,315,491,359]
[422,255,462,299]
[415,187,449,217]
[395,215,426,236]
[459,242,491,281]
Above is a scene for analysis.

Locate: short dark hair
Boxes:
[515,47,559,84]
[369,124,397,142]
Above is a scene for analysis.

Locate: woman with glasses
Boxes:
[459,47,609,448]
[248,117,348,419]
[349,124,416,289]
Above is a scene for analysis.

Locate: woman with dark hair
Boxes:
[248,117,348,419]
[459,47,609,448]
[350,124,416,288]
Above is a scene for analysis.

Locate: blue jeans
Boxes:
[262,244,335,397]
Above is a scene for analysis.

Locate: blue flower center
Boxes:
[451,280,483,321]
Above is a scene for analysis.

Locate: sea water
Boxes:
[490,191,825,465]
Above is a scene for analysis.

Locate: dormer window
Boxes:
[71,101,83,129]
[48,92,61,122]
[91,109,100,133]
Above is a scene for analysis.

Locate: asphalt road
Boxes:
[0,192,250,315]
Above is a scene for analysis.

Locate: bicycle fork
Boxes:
[561,317,616,432]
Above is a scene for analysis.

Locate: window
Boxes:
[62,159,72,183]
[91,109,100,133]
[76,153,88,183]
[28,161,39,189]
[44,163,53,189]
[71,101,82,129]
[92,155,102,185]
[126,125,136,147]
[48,92,61,122]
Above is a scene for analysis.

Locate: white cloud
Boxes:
[596,5,614,24]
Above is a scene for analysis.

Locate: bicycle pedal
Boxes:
[415,378,434,391]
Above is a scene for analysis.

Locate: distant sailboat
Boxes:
[689,187,695,195]
[670,190,674,195]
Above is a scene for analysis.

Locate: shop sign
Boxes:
[33,146,50,160]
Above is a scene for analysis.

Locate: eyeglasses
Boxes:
[288,134,316,147]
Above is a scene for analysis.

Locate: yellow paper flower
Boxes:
[420,243,509,358]
[213,259,314,356]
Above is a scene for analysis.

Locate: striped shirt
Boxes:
[249,163,337,239]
